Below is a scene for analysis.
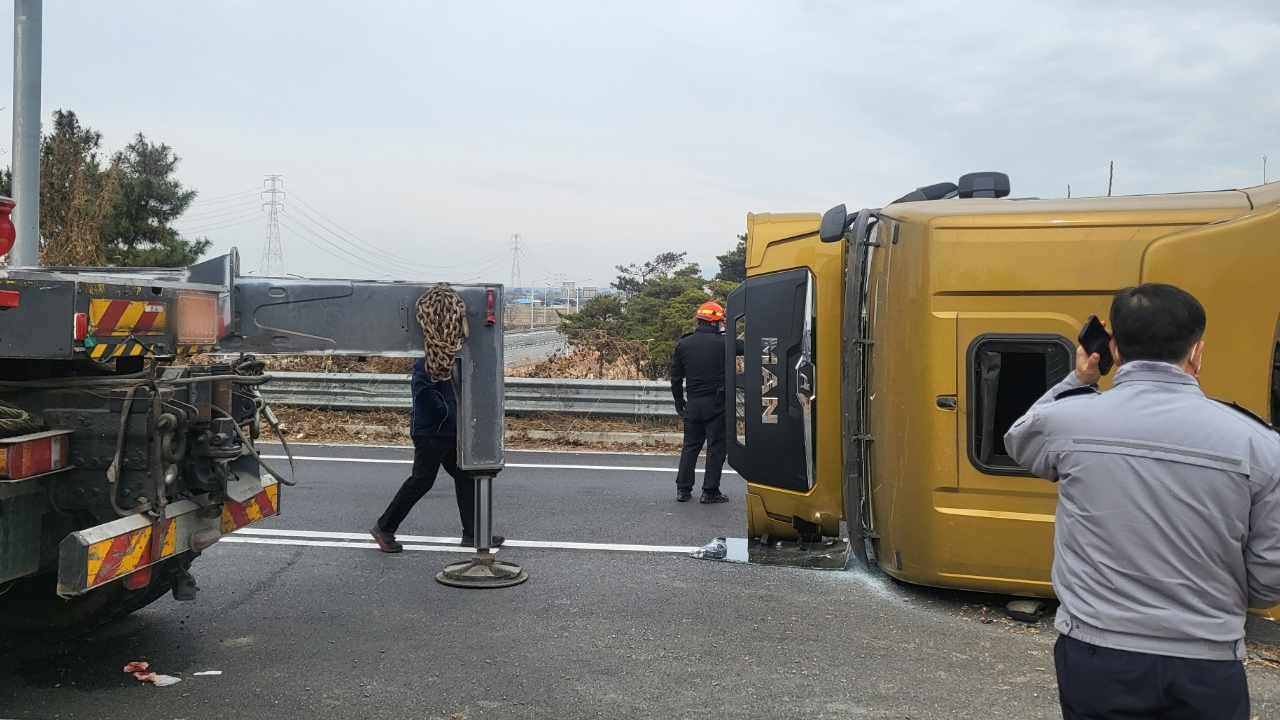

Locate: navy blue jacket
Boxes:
[409,358,457,438]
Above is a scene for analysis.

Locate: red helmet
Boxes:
[695,301,725,322]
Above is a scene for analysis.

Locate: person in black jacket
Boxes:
[670,301,731,504]
[369,358,504,552]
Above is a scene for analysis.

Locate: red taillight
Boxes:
[73,312,88,341]
[0,291,18,310]
[486,289,496,326]
[123,565,153,590]
[0,197,15,258]
[0,429,72,480]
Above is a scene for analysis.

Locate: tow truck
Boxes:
[727,174,1280,603]
[0,197,505,635]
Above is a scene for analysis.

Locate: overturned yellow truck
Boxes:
[726,174,1280,597]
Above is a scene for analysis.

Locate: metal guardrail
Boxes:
[503,330,564,350]
[261,372,678,418]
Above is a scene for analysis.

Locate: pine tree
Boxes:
[101,134,209,267]
[38,110,116,266]
[714,234,747,283]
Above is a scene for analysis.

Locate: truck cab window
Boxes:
[969,336,1072,474]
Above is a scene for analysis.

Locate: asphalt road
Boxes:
[504,329,565,367]
[4,444,1280,719]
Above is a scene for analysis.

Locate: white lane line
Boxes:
[241,528,460,544]
[230,528,697,554]
[219,537,473,553]
[259,455,737,475]
[499,539,696,553]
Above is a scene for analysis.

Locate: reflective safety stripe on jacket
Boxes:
[1004,361,1280,661]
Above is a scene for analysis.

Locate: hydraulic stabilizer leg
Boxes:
[436,474,528,588]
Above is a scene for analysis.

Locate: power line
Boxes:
[523,253,559,280]
[179,215,264,235]
[261,175,285,276]
[179,199,262,221]
[276,217,404,278]
[189,188,261,206]
[285,191,419,266]
[176,207,263,229]
[284,199,499,273]
[520,244,561,281]
[285,189,505,273]
[278,211,509,282]
[278,210,409,277]
[441,255,510,283]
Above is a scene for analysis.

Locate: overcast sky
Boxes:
[2,1,1277,287]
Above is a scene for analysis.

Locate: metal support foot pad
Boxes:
[436,552,529,589]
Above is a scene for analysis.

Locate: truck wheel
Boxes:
[0,554,195,639]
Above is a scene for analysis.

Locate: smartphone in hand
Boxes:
[1078,315,1115,376]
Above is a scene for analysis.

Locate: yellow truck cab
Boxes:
[727,174,1280,597]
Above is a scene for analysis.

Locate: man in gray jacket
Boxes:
[1005,284,1280,719]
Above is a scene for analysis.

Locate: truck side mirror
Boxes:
[819,204,848,243]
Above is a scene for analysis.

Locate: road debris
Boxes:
[123,661,182,687]
[1245,643,1280,669]
[691,537,728,560]
[1006,599,1049,623]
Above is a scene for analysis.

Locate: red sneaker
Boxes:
[370,526,403,553]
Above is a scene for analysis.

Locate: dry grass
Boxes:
[179,355,415,374]
[261,406,682,452]
[1246,641,1280,670]
[511,412,680,434]
[264,407,412,445]
[182,343,652,381]
[507,348,649,380]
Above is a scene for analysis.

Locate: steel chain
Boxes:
[231,354,267,377]
[415,285,469,381]
[0,399,43,437]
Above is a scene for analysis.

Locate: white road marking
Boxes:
[219,536,473,553]
[242,528,461,544]
[228,527,698,554]
[259,454,737,475]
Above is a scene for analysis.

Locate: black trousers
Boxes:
[676,393,727,493]
[376,435,476,536]
[1055,634,1249,720]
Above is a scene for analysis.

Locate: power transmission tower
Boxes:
[261,175,285,276]
[509,234,523,290]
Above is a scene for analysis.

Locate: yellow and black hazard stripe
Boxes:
[88,341,216,360]
[88,338,156,360]
[175,345,215,356]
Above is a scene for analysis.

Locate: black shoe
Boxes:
[700,491,729,504]
[461,535,505,547]
[370,525,403,553]
[677,490,692,502]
